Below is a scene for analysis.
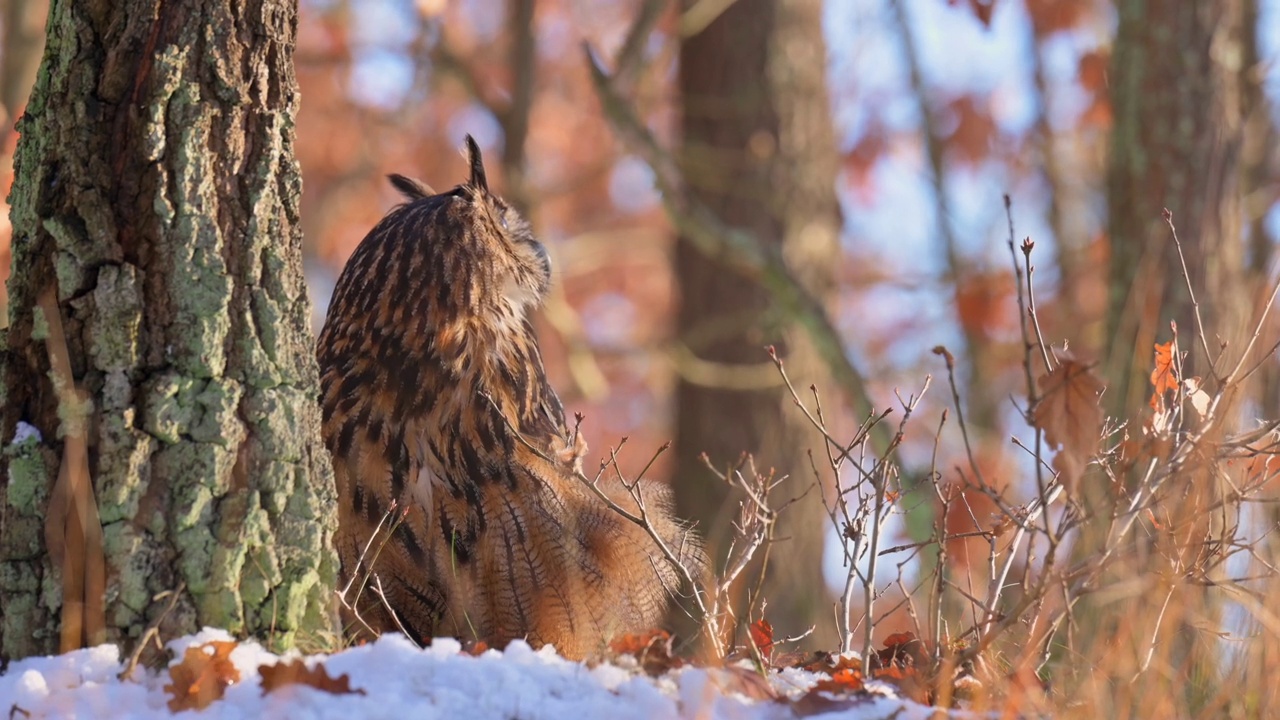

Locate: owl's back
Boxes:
[317,141,703,658]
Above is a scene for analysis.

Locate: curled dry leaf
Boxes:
[1183,377,1211,420]
[165,641,240,712]
[876,633,925,667]
[259,659,365,697]
[1031,355,1105,497]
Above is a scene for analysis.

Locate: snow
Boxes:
[11,421,41,445]
[0,629,969,719]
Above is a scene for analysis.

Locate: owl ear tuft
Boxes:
[388,173,433,200]
[464,135,489,193]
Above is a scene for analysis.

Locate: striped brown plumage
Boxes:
[317,137,703,658]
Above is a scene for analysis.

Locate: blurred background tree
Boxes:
[3,0,1279,652]
[1105,0,1259,415]
[671,0,841,646]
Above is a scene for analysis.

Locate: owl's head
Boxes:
[390,136,552,314]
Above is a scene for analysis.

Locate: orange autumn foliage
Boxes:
[1150,340,1178,397]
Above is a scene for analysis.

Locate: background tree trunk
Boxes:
[1,0,48,131]
[1096,0,1252,697]
[0,0,338,661]
[673,0,840,645]
[1105,0,1251,414]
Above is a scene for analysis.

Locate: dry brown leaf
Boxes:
[165,641,240,712]
[1032,355,1105,496]
[749,618,774,659]
[1150,340,1178,396]
[259,659,365,697]
[607,628,671,656]
[462,640,490,656]
[990,514,1013,538]
[812,668,866,694]
[1183,377,1211,420]
[607,628,681,675]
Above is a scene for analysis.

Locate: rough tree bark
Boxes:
[0,0,338,661]
[1105,0,1251,413]
[673,0,840,644]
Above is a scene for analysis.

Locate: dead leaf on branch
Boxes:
[1150,340,1178,396]
[165,641,240,712]
[1031,354,1105,496]
[749,618,775,659]
[1183,377,1211,420]
[1146,340,1212,434]
[259,659,365,697]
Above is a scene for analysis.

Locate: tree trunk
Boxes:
[1,0,338,661]
[1,0,48,129]
[1098,0,1250,695]
[1105,0,1250,414]
[673,0,840,645]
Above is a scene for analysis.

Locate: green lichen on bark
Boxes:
[1,434,58,658]
[0,0,339,661]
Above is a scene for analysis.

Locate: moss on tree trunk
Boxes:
[1,0,338,661]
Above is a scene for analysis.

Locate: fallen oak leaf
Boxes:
[876,632,928,669]
[871,665,930,704]
[165,641,240,712]
[812,668,865,694]
[607,628,671,656]
[259,659,365,697]
[795,651,861,674]
[774,649,832,670]
[607,628,681,675]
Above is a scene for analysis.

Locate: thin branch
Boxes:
[1165,209,1221,378]
[584,46,887,453]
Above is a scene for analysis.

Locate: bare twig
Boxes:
[1165,209,1220,378]
[119,583,187,680]
[584,46,887,453]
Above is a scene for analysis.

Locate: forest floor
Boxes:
[0,628,977,719]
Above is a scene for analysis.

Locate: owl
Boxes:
[316,137,703,659]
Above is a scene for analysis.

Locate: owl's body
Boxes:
[317,138,700,658]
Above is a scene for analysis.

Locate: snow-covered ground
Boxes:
[0,629,965,719]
